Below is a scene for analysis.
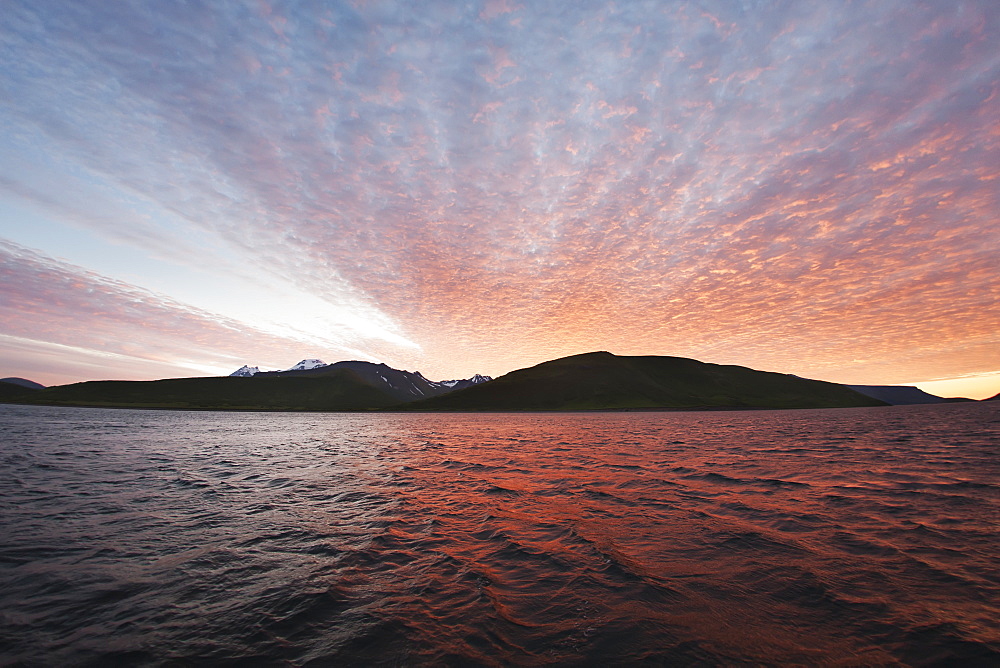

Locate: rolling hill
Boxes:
[17,371,400,411]
[401,351,888,411]
[0,378,44,402]
[846,384,947,405]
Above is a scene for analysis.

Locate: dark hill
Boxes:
[1,377,45,390]
[18,371,399,411]
[256,360,469,402]
[0,378,43,402]
[401,352,887,411]
[846,384,945,405]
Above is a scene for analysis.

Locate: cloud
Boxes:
[0,1,997,385]
[0,241,401,379]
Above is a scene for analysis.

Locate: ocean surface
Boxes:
[0,403,997,666]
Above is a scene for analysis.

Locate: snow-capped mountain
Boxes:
[432,374,492,391]
[229,360,328,376]
[234,359,492,402]
[286,359,328,371]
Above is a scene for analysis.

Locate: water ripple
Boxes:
[0,402,998,665]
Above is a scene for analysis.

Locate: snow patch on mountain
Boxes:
[436,374,492,388]
[286,359,327,371]
[230,365,260,377]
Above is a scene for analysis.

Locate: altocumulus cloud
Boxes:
[0,1,997,387]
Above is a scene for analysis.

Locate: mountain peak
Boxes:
[286,359,327,371]
[229,365,260,377]
[434,373,492,389]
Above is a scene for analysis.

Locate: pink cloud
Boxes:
[1,0,996,390]
[0,242,377,380]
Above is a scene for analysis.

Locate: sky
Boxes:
[1,1,998,399]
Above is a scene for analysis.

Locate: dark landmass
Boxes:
[984,393,1000,401]
[13,372,399,411]
[1,377,46,390]
[402,352,887,411]
[253,360,486,402]
[0,378,44,402]
[847,384,947,405]
[1,352,942,412]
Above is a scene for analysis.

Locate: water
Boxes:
[0,403,997,666]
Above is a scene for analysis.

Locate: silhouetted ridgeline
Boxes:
[252,360,488,402]
[0,378,44,402]
[4,352,887,411]
[10,373,398,411]
[847,384,945,405]
[847,384,975,405]
[402,352,886,410]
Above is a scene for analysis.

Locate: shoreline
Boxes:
[2,399,981,414]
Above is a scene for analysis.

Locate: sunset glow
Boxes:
[1,2,997,397]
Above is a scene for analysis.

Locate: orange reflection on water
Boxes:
[345,408,1000,664]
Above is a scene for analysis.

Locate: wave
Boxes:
[0,402,997,665]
